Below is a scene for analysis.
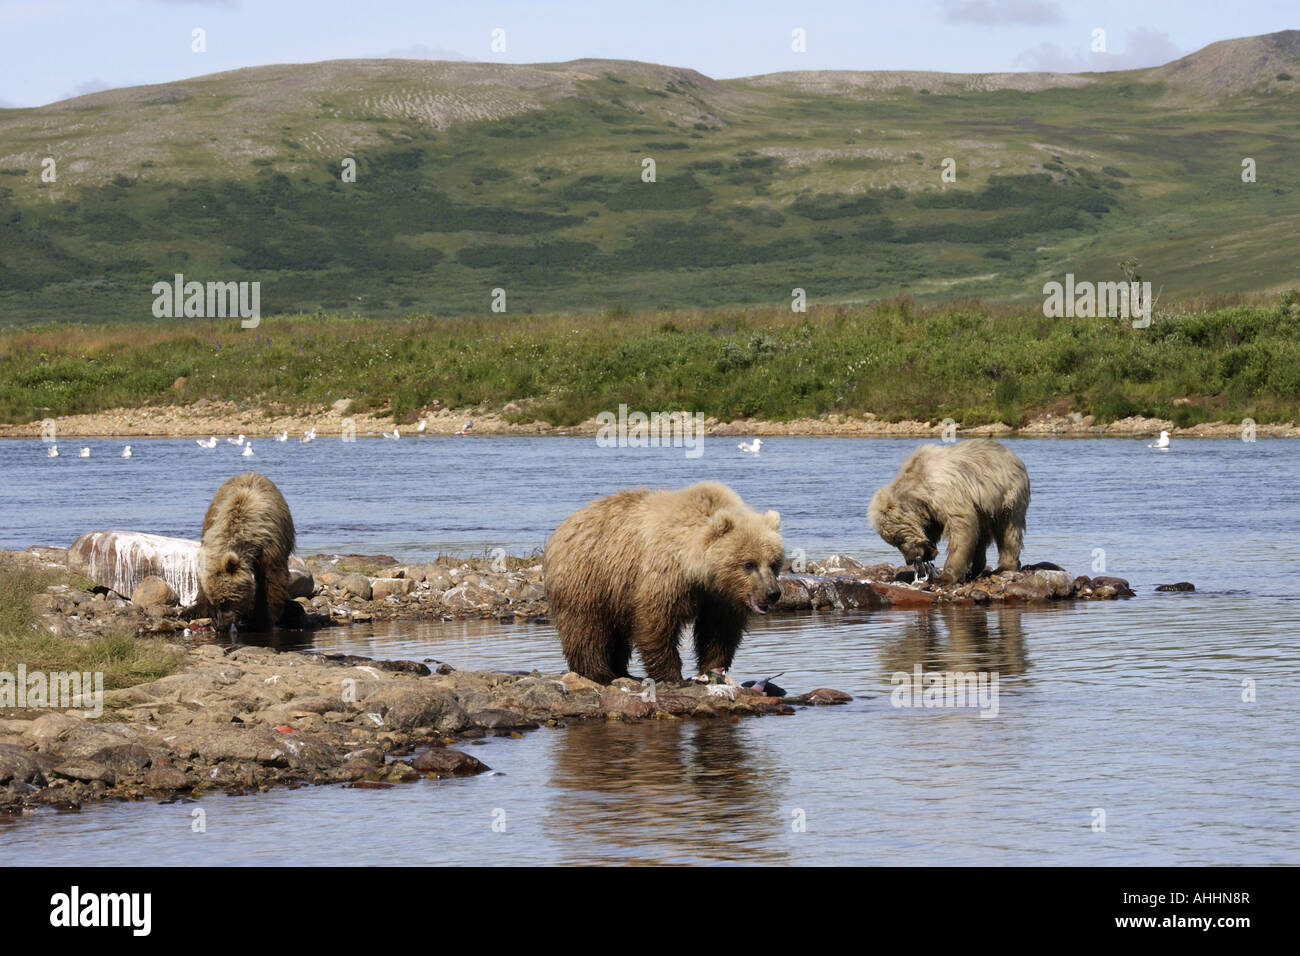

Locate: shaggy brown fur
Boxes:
[868,439,1030,584]
[199,472,296,631]
[543,481,784,684]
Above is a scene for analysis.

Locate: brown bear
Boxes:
[199,472,296,632]
[543,481,784,684]
[868,439,1029,584]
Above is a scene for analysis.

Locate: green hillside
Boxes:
[1,32,1299,324]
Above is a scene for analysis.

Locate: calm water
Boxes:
[1,436,1297,865]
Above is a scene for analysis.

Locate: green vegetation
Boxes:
[0,554,182,689]
[3,296,1297,427]
[0,40,1298,323]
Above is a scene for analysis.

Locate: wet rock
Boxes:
[411,747,489,777]
[869,582,939,607]
[601,688,657,719]
[1156,581,1196,592]
[368,686,468,734]
[85,744,153,778]
[338,574,373,601]
[468,708,538,731]
[131,576,178,607]
[442,583,505,609]
[1090,576,1136,597]
[383,761,421,783]
[143,758,191,791]
[371,578,413,601]
[1004,578,1050,602]
[799,689,853,705]
[0,745,45,786]
[829,580,887,610]
[52,759,115,785]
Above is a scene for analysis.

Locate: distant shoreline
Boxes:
[2,402,1295,440]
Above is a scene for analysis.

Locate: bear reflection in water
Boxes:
[545,718,793,864]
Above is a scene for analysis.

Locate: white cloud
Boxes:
[1014,29,1184,72]
[942,0,1064,27]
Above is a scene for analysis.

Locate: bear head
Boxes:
[201,549,256,631]
[695,507,785,615]
[868,488,939,564]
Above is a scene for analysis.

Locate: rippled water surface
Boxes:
[1,436,1297,864]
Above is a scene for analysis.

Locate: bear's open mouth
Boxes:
[748,595,770,615]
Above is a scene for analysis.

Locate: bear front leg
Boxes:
[261,554,289,630]
[693,598,746,675]
[968,531,992,577]
[938,515,980,584]
[994,520,1024,572]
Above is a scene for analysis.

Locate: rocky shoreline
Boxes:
[0,642,852,817]
[1,398,1294,440]
[0,542,1158,818]
[20,540,1141,645]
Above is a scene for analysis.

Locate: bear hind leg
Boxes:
[995,519,1024,573]
[558,611,628,684]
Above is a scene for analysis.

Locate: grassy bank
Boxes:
[3,296,1300,428]
[0,554,181,688]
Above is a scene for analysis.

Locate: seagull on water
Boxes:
[274,430,288,442]
[416,419,427,433]
[738,438,764,454]
[459,419,474,435]
[382,427,400,440]
[1148,430,1171,449]
[242,443,254,457]
[79,447,90,458]
[46,445,59,458]
[226,434,246,446]
[196,437,218,449]
[121,445,133,459]
[300,428,316,444]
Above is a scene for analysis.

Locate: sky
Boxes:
[0,0,1296,108]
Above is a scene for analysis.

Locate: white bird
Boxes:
[1148,430,1171,449]
[226,434,246,446]
[274,430,288,442]
[121,445,132,459]
[196,437,218,449]
[46,445,59,458]
[382,427,400,440]
[79,447,90,458]
[738,438,764,454]
[242,443,254,457]
[300,428,316,444]
[416,420,427,433]
[459,419,474,435]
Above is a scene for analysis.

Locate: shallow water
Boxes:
[1,436,1297,864]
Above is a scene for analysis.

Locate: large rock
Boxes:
[371,578,413,601]
[131,576,178,607]
[411,747,489,777]
[68,531,313,608]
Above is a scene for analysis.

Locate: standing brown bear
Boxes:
[544,481,785,684]
[199,472,296,632]
[868,439,1030,584]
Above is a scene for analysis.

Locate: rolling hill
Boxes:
[1,31,1298,324]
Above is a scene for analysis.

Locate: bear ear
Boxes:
[706,511,735,542]
[763,510,781,531]
[223,552,241,574]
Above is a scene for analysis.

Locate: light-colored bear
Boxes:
[869,439,1029,583]
[544,481,784,683]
